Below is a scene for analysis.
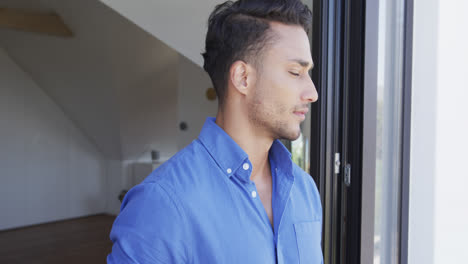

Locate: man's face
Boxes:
[247,22,318,141]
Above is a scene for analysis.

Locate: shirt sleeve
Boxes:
[107,182,191,264]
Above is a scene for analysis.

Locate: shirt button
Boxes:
[227,168,232,174]
[251,191,257,198]
[243,163,250,170]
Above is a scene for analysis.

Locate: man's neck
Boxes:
[215,110,273,182]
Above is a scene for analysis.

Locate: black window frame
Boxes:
[309,0,413,263]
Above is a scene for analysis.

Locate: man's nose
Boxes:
[301,75,318,103]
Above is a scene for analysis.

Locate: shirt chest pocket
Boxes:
[294,221,323,264]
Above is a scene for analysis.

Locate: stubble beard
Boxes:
[247,100,301,141]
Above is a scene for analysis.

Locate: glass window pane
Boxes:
[291,113,311,173]
[283,110,311,174]
[374,0,405,262]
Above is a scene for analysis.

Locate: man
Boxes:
[108,0,322,263]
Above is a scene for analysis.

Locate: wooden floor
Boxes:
[0,214,115,264]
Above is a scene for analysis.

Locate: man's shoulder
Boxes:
[291,162,318,189]
[291,162,322,212]
[119,138,222,221]
[136,138,218,202]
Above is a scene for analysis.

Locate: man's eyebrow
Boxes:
[288,59,314,70]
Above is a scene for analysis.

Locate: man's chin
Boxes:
[290,132,301,141]
[278,129,301,141]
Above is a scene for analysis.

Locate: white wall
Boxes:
[106,160,124,216]
[409,0,468,263]
[177,55,218,150]
[119,58,180,162]
[0,47,107,230]
[433,0,468,262]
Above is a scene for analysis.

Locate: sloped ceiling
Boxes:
[99,0,225,67]
[0,0,180,160]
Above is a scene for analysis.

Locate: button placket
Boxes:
[246,182,273,233]
[239,160,270,228]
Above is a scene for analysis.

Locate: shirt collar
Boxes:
[269,139,293,180]
[198,117,294,181]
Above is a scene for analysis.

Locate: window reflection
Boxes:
[289,111,311,174]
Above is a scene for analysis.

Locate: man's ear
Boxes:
[229,60,255,96]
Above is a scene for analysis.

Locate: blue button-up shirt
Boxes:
[108,117,323,263]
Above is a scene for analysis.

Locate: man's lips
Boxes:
[293,109,309,120]
[293,108,309,115]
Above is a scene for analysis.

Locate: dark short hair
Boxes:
[202,0,312,106]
